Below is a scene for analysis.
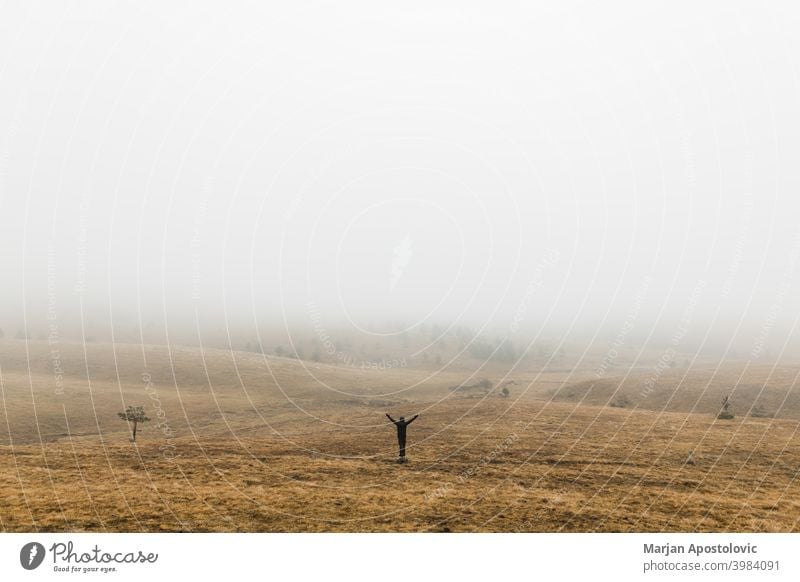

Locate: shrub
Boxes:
[117,406,151,442]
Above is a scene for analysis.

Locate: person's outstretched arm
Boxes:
[386,413,396,423]
[406,414,419,424]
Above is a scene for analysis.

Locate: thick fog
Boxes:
[1,2,800,355]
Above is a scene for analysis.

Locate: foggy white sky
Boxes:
[1,1,800,350]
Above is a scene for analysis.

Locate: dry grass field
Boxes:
[2,340,800,532]
[553,364,800,419]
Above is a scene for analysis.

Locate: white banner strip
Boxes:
[1,533,798,581]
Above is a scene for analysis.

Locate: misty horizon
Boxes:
[2,2,800,360]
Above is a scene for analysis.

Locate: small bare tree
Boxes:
[117,406,150,442]
[717,395,734,420]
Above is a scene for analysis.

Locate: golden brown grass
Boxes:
[3,399,800,532]
[2,340,800,532]
[553,363,800,419]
